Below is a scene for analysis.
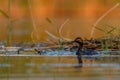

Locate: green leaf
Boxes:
[95,27,106,33]
[105,24,115,29]
[0,9,9,18]
[107,28,116,34]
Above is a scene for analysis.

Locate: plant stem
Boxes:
[7,0,12,46]
[91,3,120,38]
[8,0,11,17]
[27,0,39,43]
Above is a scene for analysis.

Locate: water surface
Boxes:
[0,55,120,80]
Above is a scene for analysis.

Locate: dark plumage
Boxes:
[73,37,83,66]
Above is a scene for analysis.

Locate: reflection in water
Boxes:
[0,56,120,80]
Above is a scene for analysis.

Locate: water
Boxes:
[0,55,120,80]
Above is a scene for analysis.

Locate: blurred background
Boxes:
[0,0,120,43]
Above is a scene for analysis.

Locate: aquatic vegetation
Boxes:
[0,0,120,52]
[89,2,120,50]
[1,1,120,80]
[91,3,120,38]
[27,0,39,43]
[45,18,72,50]
[0,0,13,46]
[58,19,72,41]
